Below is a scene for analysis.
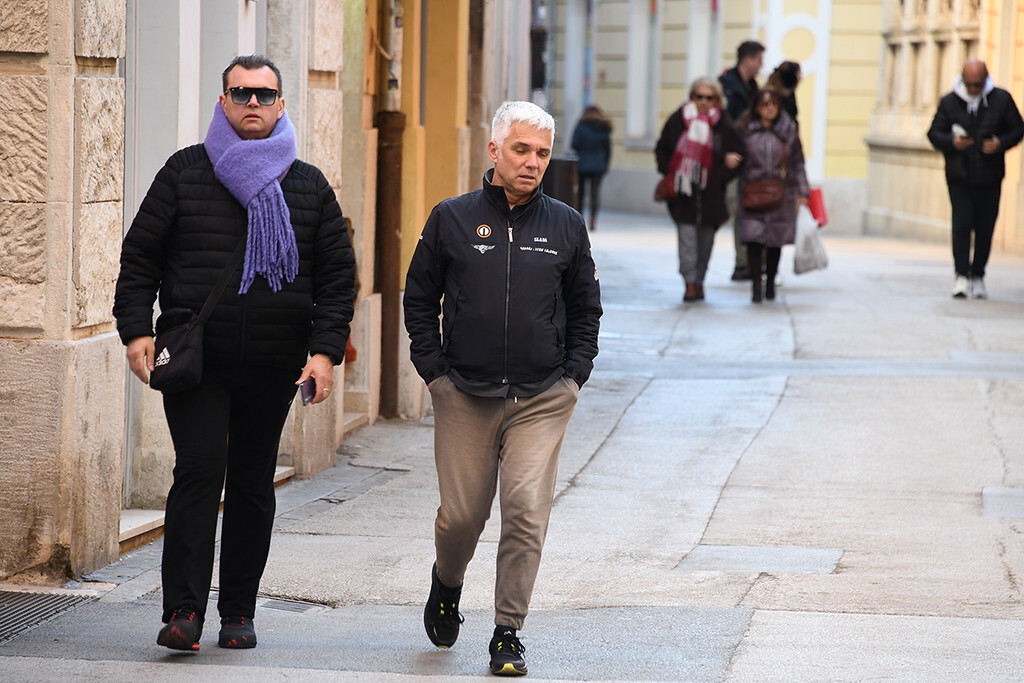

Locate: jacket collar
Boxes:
[482,168,543,216]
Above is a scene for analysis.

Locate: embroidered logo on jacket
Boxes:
[473,244,495,254]
[155,347,171,367]
[477,224,492,238]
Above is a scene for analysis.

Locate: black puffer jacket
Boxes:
[927,86,1024,186]
[113,144,355,369]
[404,170,602,396]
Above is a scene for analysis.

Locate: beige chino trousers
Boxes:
[428,373,579,629]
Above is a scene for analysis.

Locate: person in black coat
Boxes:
[719,40,764,281]
[113,55,355,653]
[570,105,613,230]
[927,59,1024,299]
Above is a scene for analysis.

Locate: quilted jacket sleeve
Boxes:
[112,155,181,345]
[307,170,356,364]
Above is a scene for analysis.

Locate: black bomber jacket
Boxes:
[404,170,602,397]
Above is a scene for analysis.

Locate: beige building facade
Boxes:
[0,0,535,583]
[548,0,884,235]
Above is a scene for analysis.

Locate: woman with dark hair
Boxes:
[735,87,809,303]
[767,61,801,122]
[655,77,745,302]
[571,105,613,230]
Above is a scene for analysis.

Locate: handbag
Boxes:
[654,174,677,202]
[741,179,785,211]
[741,133,789,211]
[150,242,245,393]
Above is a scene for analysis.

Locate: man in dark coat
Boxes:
[404,100,601,677]
[719,40,764,281]
[113,55,355,652]
[927,59,1024,299]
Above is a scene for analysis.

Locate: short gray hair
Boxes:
[491,101,555,148]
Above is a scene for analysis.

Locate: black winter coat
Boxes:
[571,119,612,175]
[719,67,758,122]
[927,87,1024,186]
[655,107,744,228]
[404,170,602,396]
[113,144,356,369]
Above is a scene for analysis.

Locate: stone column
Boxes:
[0,0,126,580]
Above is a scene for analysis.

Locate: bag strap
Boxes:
[197,241,246,326]
[775,130,791,179]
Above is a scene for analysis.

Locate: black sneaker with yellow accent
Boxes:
[489,627,527,676]
[424,563,464,648]
[218,615,257,648]
[157,607,203,651]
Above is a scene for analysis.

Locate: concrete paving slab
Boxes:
[677,545,843,574]
[982,486,1024,517]
[725,610,1024,682]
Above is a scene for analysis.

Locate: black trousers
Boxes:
[948,181,1001,278]
[160,363,298,624]
[578,172,604,216]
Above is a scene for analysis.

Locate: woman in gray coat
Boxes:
[736,87,809,302]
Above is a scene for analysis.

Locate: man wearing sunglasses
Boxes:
[113,55,355,652]
[928,59,1024,299]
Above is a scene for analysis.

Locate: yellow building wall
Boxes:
[399,0,470,275]
[825,0,884,178]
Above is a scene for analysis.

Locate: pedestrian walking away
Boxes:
[112,55,356,653]
[570,105,613,231]
[927,58,1024,299]
[719,39,765,282]
[404,100,603,677]
[655,77,745,303]
[735,87,809,303]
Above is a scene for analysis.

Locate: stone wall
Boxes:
[0,0,126,580]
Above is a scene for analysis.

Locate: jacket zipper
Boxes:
[503,218,513,385]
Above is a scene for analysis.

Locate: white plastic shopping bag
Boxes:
[794,206,828,274]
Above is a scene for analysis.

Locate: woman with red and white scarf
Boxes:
[656,77,745,302]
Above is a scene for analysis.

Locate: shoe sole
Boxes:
[218,635,257,649]
[490,662,528,676]
[157,625,200,651]
[423,610,456,651]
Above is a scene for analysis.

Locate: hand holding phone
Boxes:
[300,378,316,406]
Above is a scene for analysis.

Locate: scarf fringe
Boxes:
[239,185,299,294]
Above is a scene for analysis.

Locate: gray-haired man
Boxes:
[404,101,602,676]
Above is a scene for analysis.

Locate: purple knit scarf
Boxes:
[204,105,298,293]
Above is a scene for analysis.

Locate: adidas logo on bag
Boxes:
[155,348,171,367]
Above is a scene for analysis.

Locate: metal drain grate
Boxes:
[209,589,327,614]
[0,590,95,644]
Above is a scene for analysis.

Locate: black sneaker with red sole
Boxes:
[157,607,203,651]
[218,615,257,648]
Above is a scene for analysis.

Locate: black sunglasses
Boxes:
[226,86,279,106]
[693,94,715,101]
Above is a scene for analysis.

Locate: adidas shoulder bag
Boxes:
[150,241,245,394]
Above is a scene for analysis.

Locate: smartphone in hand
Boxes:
[300,378,316,406]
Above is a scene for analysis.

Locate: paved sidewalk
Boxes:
[3,211,1024,681]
